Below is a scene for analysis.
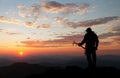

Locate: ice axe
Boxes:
[73,40,85,49]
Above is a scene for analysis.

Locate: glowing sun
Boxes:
[19,51,23,56]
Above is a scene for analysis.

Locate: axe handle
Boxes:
[73,41,85,49]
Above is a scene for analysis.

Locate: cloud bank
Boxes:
[61,16,119,28]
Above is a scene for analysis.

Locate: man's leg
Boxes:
[92,50,96,68]
[86,53,92,68]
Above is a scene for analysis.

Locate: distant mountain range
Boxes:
[0,55,120,68]
[0,62,120,78]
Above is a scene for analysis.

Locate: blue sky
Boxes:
[1,0,120,18]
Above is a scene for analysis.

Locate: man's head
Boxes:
[86,28,92,32]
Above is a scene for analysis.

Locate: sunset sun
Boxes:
[19,51,23,56]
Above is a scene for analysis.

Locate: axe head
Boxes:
[72,40,76,46]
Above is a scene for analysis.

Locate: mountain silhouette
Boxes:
[0,62,120,78]
[0,62,46,78]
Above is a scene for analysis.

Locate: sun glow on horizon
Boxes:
[19,51,23,56]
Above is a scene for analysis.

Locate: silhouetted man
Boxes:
[78,28,99,68]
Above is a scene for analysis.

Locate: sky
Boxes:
[0,0,120,58]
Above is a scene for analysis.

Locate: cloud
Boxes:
[99,32,120,39]
[100,41,112,45]
[24,21,35,26]
[18,5,40,18]
[17,1,90,28]
[112,37,120,44]
[98,27,120,46]
[79,16,119,26]
[54,17,68,23]
[0,15,51,29]
[20,40,64,48]
[21,40,42,46]
[74,3,90,14]
[96,21,120,46]
[40,1,90,14]
[58,34,83,42]
[0,29,3,32]
[17,5,25,9]
[64,16,119,28]
[35,24,51,28]
[20,1,90,15]
[20,34,83,48]
[24,22,51,28]
[40,1,64,13]
[18,4,41,28]
[111,25,120,32]
[99,21,120,39]
[99,35,120,46]
[0,16,21,24]
[26,37,31,39]
[0,28,20,35]
[5,32,20,35]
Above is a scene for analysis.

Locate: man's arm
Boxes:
[78,35,86,46]
[95,35,99,50]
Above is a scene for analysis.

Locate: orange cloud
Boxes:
[112,37,120,44]
[25,21,35,26]
[24,22,51,28]
[20,40,63,48]
[36,24,51,28]
[0,16,21,24]
[19,34,83,48]
[111,25,120,32]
